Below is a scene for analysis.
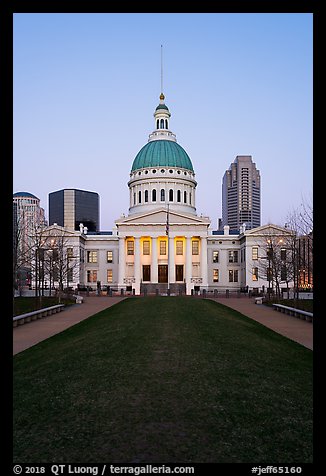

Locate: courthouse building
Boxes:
[40,93,294,295]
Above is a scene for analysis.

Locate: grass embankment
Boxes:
[13,296,75,316]
[13,297,312,463]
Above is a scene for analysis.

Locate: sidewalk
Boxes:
[13,296,126,355]
[207,297,313,350]
[13,295,313,355]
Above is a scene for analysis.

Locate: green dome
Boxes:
[156,104,169,111]
[131,140,194,172]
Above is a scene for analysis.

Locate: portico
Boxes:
[116,209,210,295]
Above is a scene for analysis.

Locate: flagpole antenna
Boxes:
[161,44,163,94]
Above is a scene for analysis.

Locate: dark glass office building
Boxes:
[49,189,99,232]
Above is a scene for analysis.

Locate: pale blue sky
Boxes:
[13,13,313,230]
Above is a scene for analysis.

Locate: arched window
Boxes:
[160,189,165,201]
[189,192,192,205]
[169,189,173,201]
[160,118,164,129]
[152,189,157,202]
[177,190,181,202]
[165,119,168,129]
[156,119,159,129]
[138,190,142,204]
[184,191,187,203]
[133,192,136,205]
[144,190,148,203]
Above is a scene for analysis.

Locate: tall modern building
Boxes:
[13,191,46,272]
[222,155,261,231]
[49,189,100,232]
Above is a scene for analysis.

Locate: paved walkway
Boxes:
[207,297,313,350]
[13,296,313,355]
[13,296,126,355]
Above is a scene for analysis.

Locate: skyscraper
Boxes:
[13,191,46,278]
[49,189,100,232]
[222,155,261,230]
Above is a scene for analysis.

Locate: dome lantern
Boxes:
[128,93,197,216]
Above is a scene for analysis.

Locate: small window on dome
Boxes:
[161,169,165,173]
[169,169,173,174]
[177,170,181,174]
[145,170,148,174]
[184,172,187,175]
[160,189,165,201]
[152,170,157,174]
[138,171,141,175]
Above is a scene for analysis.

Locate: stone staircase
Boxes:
[140,283,186,295]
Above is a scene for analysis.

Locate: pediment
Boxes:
[244,224,293,236]
[40,224,80,237]
[115,208,210,226]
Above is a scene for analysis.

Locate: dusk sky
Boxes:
[13,13,313,231]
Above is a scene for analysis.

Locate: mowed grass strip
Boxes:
[13,297,313,463]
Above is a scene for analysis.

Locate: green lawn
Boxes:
[13,297,313,463]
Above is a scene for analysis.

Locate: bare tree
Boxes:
[33,226,80,302]
[286,194,313,295]
[256,229,295,300]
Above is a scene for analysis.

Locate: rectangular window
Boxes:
[213,251,219,263]
[67,247,73,258]
[107,250,113,263]
[53,266,58,282]
[127,241,134,255]
[228,250,238,263]
[213,269,219,282]
[192,240,199,255]
[252,267,258,281]
[229,269,238,282]
[281,266,287,281]
[267,248,273,260]
[143,240,150,255]
[252,247,258,260]
[107,269,113,283]
[176,240,183,255]
[87,270,97,283]
[160,240,167,255]
[67,268,73,283]
[281,249,287,261]
[87,251,97,263]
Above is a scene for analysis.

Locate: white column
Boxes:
[168,236,175,284]
[185,236,192,295]
[151,237,158,283]
[200,236,208,288]
[118,237,125,287]
[134,237,141,295]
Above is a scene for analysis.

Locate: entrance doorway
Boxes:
[158,265,168,283]
[142,265,151,282]
[175,265,184,282]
